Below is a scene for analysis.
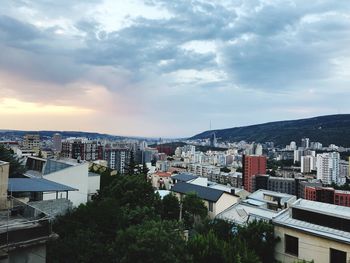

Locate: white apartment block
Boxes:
[316,152,341,185]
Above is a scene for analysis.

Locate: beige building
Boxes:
[171,182,239,218]
[0,161,10,209]
[22,134,40,150]
[273,199,350,263]
[150,171,172,189]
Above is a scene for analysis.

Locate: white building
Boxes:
[316,152,340,185]
[300,155,316,173]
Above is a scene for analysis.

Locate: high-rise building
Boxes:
[210,132,217,147]
[301,137,310,149]
[254,143,263,156]
[104,148,130,174]
[52,133,62,152]
[301,155,316,173]
[22,134,40,150]
[243,155,266,192]
[61,139,100,161]
[316,152,340,185]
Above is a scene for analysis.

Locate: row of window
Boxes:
[285,234,347,263]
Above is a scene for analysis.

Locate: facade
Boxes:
[242,155,267,192]
[0,161,9,209]
[304,185,350,207]
[52,133,62,152]
[273,199,350,263]
[316,152,341,185]
[300,155,316,173]
[22,134,40,150]
[171,182,239,218]
[267,177,296,195]
[104,148,130,174]
[61,139,100,161]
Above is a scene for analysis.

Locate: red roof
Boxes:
[155,172,172,177]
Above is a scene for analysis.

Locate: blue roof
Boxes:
[171,173,198,182]
[171,182,224,202]
[8,178,77,192]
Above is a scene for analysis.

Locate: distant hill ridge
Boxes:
[191,114,350,147]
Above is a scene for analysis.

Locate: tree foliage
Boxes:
[48,174,279,263]
[182,192,208,228]
[0,145,26,177]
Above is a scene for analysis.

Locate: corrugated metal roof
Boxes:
[171,182,224,202]
[8,178,77,192]
[171,173,198,182]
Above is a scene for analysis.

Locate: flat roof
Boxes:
[273,199,350,244]
[217,203,279,225]
[8,178,77,192]
[248,189,296,203]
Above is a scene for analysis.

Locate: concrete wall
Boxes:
[274,225,350,263]
[0,161,9,210]
[88,174,100,200]
[43,162,89,207]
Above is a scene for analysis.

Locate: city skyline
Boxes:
[1,0,350,137]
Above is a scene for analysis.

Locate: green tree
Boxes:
[235,220,279,263]
[0,145,26,177]
[161,193,180,220]
[112,220,188,263]
[182,192,207,228]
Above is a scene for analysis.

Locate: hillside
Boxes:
[191,114,350,147]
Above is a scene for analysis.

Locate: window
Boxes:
[330,248,346,263]
[208,201,213,212]
[285,234,298,256]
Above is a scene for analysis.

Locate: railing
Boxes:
[0,196,52,248]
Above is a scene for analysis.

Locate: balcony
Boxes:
[0,197,55,250]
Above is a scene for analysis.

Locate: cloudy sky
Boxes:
[1,0,350,137]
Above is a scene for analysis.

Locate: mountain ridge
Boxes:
[191,114,350,147]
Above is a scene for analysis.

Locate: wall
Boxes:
[274,225,350,263]
[0,161,9,210]
[88,175,100,200]
[43,162,89,207]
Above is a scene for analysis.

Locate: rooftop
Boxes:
[273,200,350,244]
[171,182,224,202]
[217,203,279,225]
[88,172,100,177]
[171,173,198,182]
[8,178,77,192]
[248,189,296,204]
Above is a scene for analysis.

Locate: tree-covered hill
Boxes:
[191,114,350,147]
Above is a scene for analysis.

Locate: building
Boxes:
[24,157,98,207]
[22,134,40,150]
[301,137,310,149]
[0,161,56,263]
[171,182,239,218]
[273,199,350,263]
[244,189,296,211]
[52,133,62,152]
[150,171,172,190]
[304,185,350,207]
[300,155,316,173]
[61,139,100,161]
[216,202,279,226]
[242,155,266,192]
[104,148,130,174]
[316,152,341,185]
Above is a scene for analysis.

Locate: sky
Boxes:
[1,0,350,137]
